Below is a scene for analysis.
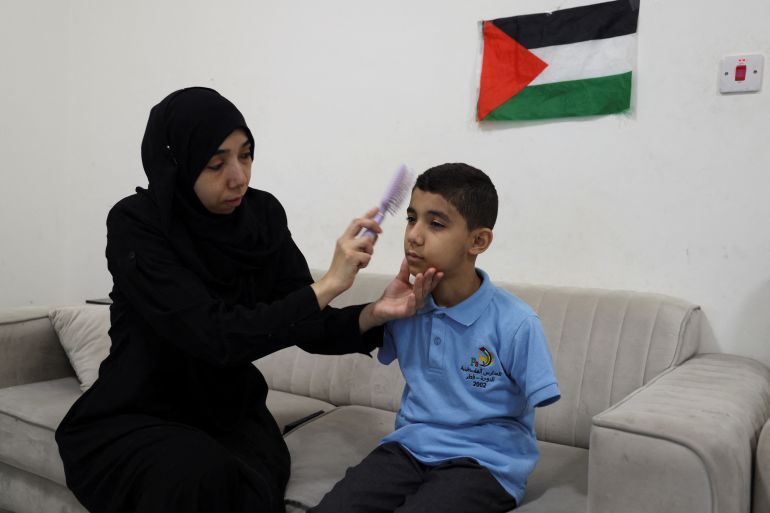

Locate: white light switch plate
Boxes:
[720,54,764,93]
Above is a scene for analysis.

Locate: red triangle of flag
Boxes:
[477,22,548,121]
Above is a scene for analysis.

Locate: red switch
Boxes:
[735,64,747,81]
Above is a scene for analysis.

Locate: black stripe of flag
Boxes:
[491,0,638,50]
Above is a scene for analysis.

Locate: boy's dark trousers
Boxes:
[308,442,517,513]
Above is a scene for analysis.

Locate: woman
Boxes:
[55,87,439,513]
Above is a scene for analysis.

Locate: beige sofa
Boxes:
[1,270,769,513]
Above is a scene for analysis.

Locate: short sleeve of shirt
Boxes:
[505,315,560,409]
[378,322,397,365]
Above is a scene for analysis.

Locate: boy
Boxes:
[310,163,560,513]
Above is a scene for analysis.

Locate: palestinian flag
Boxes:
[477,0,639,122]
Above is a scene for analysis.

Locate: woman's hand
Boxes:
[311,208,382,310]
[359,258,443,332]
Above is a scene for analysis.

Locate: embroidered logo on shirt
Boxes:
[473,346,494,367]
[461,346,501,390]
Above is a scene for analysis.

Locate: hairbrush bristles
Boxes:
[361,164,414,238]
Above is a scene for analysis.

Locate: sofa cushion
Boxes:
[517,441,588,512]
[0,380,335,490]
[282,404,589,513]
[0,460,87,513]
[49,306,111,391]
[283,405,397,509]
[0,309,74,389]
[265,389,334,433]
[0,377,81,486]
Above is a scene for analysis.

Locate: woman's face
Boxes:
[193,129,253,214]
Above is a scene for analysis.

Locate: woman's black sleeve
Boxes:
[107,202,381,367]
[268,236,383,356]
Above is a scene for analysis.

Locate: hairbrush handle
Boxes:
[361,210,385,238]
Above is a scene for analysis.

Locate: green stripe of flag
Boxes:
[485,71,632,121]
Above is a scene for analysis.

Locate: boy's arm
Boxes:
[377,323,397,365]
[507,315,561,409]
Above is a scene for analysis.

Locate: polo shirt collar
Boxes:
[418,268,495,327]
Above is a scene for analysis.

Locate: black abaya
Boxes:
[55,88,382,513]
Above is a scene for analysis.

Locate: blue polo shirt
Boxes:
[378,269,560,503]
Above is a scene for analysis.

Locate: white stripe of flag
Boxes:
[529,33,637,86]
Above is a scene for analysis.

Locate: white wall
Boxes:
[1,0,769,366]
[0,1,70,305]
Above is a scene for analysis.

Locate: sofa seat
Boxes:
[0,374,594,513]
[284,405,398,508]
[265,389,335,433]
[0,377,79,486]
[518,442,588,512]
[0,459,85,513]
[283,404,589,512]
[0,376,333,489]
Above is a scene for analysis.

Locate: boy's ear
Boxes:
[469,228,493,255]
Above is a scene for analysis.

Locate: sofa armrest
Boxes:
[755,418,770,513]
[0,307,74,388]
[588,353,770,513]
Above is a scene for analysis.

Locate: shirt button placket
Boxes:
[428,313,445,370]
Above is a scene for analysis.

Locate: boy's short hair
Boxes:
[414,163,498,230]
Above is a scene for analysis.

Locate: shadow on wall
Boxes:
[733,278,770,365]
[698,312,721,355]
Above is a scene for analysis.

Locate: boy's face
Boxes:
[404,189,475,277]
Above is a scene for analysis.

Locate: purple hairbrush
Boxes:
[361,164,414,238]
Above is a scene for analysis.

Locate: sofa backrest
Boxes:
[0,308,76,389]
[509,283,700,448]
[256,270,702,449]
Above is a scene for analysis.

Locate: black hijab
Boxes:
[139,87,288,293]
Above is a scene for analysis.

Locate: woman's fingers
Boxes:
[331,210,380,279]
[412,268,443,309]
[344,207,382,239]
[337,232,375,264]
[316,209,386,308]
[356,234,375,255]
[395,257,410,282]
[422,268,442,294]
